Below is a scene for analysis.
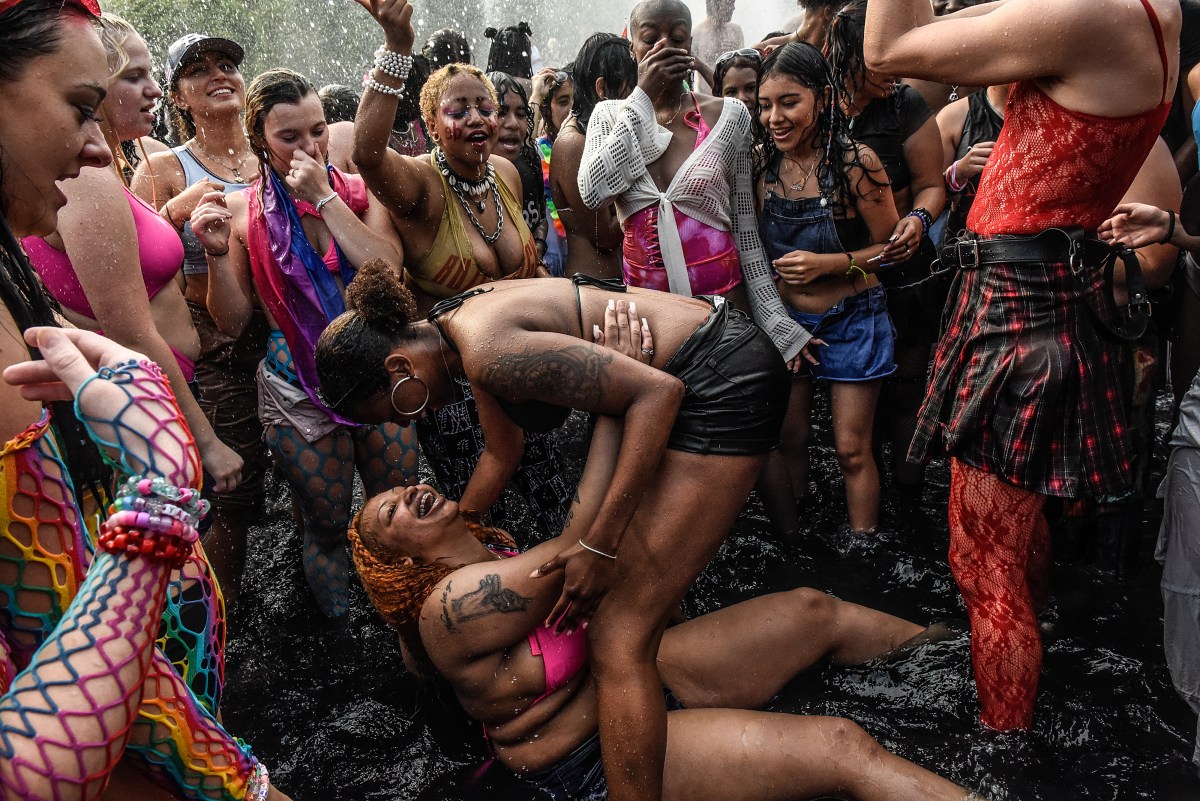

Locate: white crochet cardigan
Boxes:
[578,87,811,359]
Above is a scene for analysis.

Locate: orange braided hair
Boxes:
[348,508,516,674]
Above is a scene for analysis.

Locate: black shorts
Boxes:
[662,297,790,456]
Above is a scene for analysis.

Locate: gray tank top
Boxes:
[171,145,251,276]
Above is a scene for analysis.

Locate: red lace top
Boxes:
[968,0,1172,236]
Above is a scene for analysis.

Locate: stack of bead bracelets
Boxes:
[97,476,209,568]
[364,46,411,96]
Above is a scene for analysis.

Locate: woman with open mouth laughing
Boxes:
[350,0,573,543]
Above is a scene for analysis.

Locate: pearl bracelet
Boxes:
[363,74,405,97]
[374,47,413,81]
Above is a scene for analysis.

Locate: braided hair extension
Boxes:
[753,42,886,217]
[348,508,516,677]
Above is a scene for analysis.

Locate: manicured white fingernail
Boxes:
[608,299,615,310]
[629,301,637,316]
[642,317,649,328]
[593,324,601,338]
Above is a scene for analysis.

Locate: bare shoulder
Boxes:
[132,147,186,196]
[491,154,522,190]
[935,94,971,130]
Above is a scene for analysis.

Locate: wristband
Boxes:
[944,162,967,192]
[907,207,932,236]
[845,252,868,282]
[204,247,229,258]
[161,202,180,229]
[1161,209,1177,246]
[374,47,413,81]
[363,74,405,97]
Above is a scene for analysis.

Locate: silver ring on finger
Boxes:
[641,348,655,355]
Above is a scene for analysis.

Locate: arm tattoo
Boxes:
[441,574,533,632]
[480,346,613,409]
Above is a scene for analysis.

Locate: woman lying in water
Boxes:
[347,468,978,801]
[315,256,790,801]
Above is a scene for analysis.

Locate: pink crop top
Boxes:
[24,186,185,320]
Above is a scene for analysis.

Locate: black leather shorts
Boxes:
[661,297,790,456]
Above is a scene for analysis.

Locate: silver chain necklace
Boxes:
[451,177,504,244]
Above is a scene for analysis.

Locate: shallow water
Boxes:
[222,402,1199,801]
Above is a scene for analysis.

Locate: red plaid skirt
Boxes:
[909,257,1132,499]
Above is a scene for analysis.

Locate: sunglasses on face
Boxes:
[715,48,763,72]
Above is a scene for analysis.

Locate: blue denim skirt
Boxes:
[787,284,897,382]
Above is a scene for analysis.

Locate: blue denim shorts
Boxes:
[787,285,897,382]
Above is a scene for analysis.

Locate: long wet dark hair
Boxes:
[824,0,875,111]
[754,42,885,216]
[0,0,112,497]
[571,33,636,132]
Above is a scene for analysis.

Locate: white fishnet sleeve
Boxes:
[578,88,669,211]
[729,112,811,360]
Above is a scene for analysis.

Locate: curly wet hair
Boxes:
[418,63,498,135]
[484,22,533,79]
[315,259,420,417]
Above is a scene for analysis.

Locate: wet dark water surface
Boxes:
[222,408,1199,801]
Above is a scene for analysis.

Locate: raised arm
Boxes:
[351,0,436,219]
[865,0,1114,89]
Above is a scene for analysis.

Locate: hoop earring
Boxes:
[390,376,430,417]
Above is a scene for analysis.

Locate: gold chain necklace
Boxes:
[192,138,252,182]
[784,155,819,194]
[655,89,691,127]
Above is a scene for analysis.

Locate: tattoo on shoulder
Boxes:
[480,346,613,409]
[441,574,533,632]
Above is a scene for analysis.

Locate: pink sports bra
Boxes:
[25,186,185,319]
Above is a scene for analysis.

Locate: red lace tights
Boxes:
[949,458,1050,730]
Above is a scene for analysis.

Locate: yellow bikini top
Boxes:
[410,154,540,299]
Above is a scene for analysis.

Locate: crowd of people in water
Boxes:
[0,0,1196,797]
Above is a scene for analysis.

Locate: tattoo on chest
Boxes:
[440,574,533,632]
[480,346,613,408]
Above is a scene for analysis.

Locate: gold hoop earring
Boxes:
[390,376,430,416]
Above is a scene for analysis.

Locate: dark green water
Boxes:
[221,408,1199,801]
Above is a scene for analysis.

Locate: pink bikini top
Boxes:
[490,547,588,707]
[292,194,344,273]
[24,186,184,320]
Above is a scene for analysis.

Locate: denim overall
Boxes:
[758,176,896,381]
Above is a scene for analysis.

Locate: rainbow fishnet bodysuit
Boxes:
[0,411,259,799]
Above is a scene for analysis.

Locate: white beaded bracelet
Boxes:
[374,47,413,81]
[363,74,405,97]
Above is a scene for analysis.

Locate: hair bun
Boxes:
[517,21,532,35]
[344,259,417,334]
[484,26,498,39]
